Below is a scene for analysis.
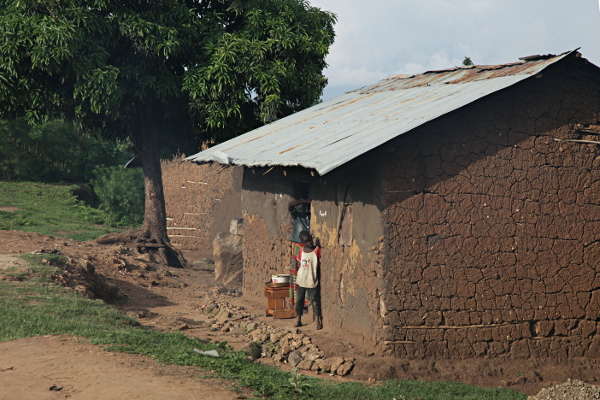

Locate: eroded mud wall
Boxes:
[240,160,386,345]
[162,159,242,257]
[381,60,600,359]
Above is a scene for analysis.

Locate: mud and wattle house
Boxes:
[170,49,600,359]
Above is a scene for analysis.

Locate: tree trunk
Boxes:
[137,103,188,268]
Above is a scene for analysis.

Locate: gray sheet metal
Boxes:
[185,50,575,176]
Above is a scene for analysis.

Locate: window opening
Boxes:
[293,181,312,200]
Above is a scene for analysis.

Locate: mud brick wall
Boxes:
[308,218,386,346]
[238,167,303,300]
[162,159,242,257]
[240,211,292,297]
[240,163,387,346]
[241,209,387,346]
[380,62,600,359]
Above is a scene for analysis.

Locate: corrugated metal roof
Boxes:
[185,50,578,176]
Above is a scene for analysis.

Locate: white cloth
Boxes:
[297,248,319,288]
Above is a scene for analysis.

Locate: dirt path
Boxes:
[0,231,253,400]
[2,230,600,398]
[0,335,242,400]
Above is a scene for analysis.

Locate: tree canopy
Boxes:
[0,0,336,265]
[0,0,336,140]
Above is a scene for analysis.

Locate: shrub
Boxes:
[91,166,144,227]
[0,119,136,183]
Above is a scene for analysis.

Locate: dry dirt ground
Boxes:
[0,335,244,400]
[1,230,600,399]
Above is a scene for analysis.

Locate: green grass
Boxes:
[0,181,123,240]
[0,255,527,400]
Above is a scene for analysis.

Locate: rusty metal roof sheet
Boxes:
[185,50,578,175]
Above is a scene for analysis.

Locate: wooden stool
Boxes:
[264,286,296,319]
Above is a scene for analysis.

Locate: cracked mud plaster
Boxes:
[162,160,242,257]
[381,62,600,359]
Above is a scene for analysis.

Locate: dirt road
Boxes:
[0,335,243,400]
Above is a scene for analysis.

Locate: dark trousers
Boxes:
[296,286,321,318]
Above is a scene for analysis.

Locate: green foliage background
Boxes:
[91,166,145,227]
[0,119,133,182]
[0,119,144,227]
[0,0,337,237]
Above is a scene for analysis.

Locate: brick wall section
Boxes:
[162,159,242,257]
[240,163,388,346]
[241,210,387,346]
[380,63,600,359]
[240,212,291,296]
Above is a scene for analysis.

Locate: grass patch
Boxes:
[20,252,67,271]
[0,256,527,400]
[0,181,125,240]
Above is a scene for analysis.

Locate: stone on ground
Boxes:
[335,362,354,376]
[288,351,303,367]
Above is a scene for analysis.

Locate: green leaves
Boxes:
[0,117,138,185]
[74,66,121,116]
[91,165,145,227]
[0,0,336,147]
[181,0,336,137]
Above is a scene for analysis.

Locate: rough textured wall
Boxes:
[240,168,309,305]
[241,212,291,294]
[381,60,600,359]
[238,167,302,299]
[240,161,386,346]
[162,159,242,257]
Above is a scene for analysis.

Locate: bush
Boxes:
[0,119,136,183]
[91,166,144,227]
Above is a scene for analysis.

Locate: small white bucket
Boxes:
[271,274,290,284]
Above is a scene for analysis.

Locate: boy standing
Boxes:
[295,230,322,330]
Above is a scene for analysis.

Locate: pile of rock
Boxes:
[245,323,355,376]
[200,299,355,376]
[203,302,253,333]
[528,379,600,400]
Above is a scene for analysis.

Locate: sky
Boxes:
[308,0,600,100]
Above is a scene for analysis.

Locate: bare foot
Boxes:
[316,316,323,330]
[294,317,302,327]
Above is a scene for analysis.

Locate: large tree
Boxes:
[0,0,335,266]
